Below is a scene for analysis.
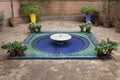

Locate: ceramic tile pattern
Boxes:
[0,21,120,80]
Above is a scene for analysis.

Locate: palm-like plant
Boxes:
[9,0,19,27]
[10,0,14,18]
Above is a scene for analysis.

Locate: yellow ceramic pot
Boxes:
[29,13,36,23]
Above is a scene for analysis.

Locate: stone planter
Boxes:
[17,51,25,56]
[10,52,17,57]
[30,28,35,33]
[103,21,111,28]
[106,49,113,56]
[8,17,20,27]
[97,51,103,57]
[86,28,91,33]
[80,28,84,32]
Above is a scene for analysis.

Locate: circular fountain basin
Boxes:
[32,35,90,54]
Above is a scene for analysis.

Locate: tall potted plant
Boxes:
[19,3,43,23]
[8,0,19,27]
[79,6,101,23]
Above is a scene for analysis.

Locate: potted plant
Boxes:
[106,39,118,56]
[1,42,17,57]
[8,0,20,27]
[1,41,27,57]
[91,8,102,25]
[95,45,107,57]
[28,23,36,33]
[17,44,27,56]
[28,23,42,33]
[19,3,43,23]
[0,10,4,31]
[95,40,109,57]
[35,23,42,32]
[85,21,92,33]
[95,39,118,57]
[79,23,86,32]
[79,6,101,23]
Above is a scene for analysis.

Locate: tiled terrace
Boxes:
[0,21,120,80]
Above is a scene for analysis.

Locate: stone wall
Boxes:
[0,1,103,18]
[0,0,119,26]
[40,1,103,14]
[0,1,20,18]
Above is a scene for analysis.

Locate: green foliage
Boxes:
[1,41,27,53]
[18,45,27,51]
[86,21,92,29]
[95,40,109,54]
[28,23,42,30]
[107,38,118,50]
[10,0,14,17]
[36,23,42,29]
[79,23,86,29]
[0,10,4,25]
[79,6,102,15]
[79,21,93,32]
[28,23,36,30]
[19,4,43,15]
[95,39,118,55]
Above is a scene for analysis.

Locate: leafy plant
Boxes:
[36,23,42,29]
[85,21,92,33]
[1,41,27,53]
[95,39,118,57]
[79,6,101,15]
[28,23,42,32]
[79,23,86,32]
[79,23,86,29]
[86,21,92,29]
[10,0,14,18]
[107,38,118,50]
[18,45,27,52]
[95,40,108,54]
[28,23,36,30]
[1,41,18,53]
[19,4,43,15]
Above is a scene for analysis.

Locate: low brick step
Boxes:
[39,14,84,21]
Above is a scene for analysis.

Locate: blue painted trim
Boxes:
[8,55,112,59]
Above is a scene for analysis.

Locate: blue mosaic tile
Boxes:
[8,32,112,59]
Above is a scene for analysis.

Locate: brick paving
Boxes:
[0,21,120,80]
